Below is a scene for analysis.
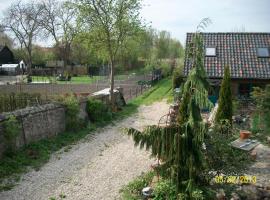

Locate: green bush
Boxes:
[3,115,21,152]
[251,85,270,133]
[61,95,81,131]
[160,61,171,77]
[214,119,232,135]
[172,69,183,89]
[251,113,261,133]
[86,98,112,122]
[205,132,252,174]
[215,66,233,124]
[153,179,177,200]
[120,171,154,199]
[232,99,239,114]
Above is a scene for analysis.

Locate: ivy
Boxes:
[3,115,22,152]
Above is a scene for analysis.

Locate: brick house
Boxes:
[184,32,270,103]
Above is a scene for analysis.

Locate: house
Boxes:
[0,45,14,65]
[184,32,270,102]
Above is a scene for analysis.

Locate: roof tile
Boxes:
[184,32,270,79]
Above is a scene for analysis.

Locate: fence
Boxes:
[0,74,154,113]
[0,93,50,113]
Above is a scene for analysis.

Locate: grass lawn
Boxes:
[114,78,172,118]
[31,75,103,84]
[30,74,138,84]
[0,78,172,191]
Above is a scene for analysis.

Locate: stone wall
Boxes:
[0,103,66,157]
[0,88,127,157]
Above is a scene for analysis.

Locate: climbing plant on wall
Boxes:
[125,18,213,198]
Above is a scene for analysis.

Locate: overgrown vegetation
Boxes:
[250,85,270,145]
[120,171,155,200]
[2,115,22,153]
[0,93,43,113]
[205,131,252,175]
[59,94,83,131]
[0,78,172,192]
[251,85,270,133]
[172,69,184,89]
[86,98,112,123]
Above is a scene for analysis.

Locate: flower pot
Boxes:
[240,130,251,139]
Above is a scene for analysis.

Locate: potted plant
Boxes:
[240,130,251,139]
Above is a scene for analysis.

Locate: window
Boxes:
[257,48,269,57]
[205,47,216,56]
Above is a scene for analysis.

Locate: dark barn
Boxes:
[0,45,14,65]
[184,32,270,103]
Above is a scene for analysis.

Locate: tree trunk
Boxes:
[27,48,32,75]
[110,58,116,111]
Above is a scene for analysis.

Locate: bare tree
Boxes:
[40,0,78,69]
[0,29,14,48]
[2,1,43,74]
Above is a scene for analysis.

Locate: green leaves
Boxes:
[3,115,21,144]
[86,98,112,122]
[215,66,233,124]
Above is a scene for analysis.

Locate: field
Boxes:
[30,75,135,84]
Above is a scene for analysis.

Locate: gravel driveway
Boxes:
[0,100,169,200]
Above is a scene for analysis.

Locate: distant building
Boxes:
[0,61,25,75]
[0,45,14,65]
[184,32,270,102]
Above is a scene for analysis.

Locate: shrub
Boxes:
[160,60,171,77]
[251,113,261,133]
[215,66,233,124]
[86,98,112,122]
[172,69,184,89]
[214,119,232,135]
[3,115,21,152]
[61,94,81,131]
[153,179,177,200]
[251,85,270,133]
[120,171,154,199]
[205,132,252,174]
[232,99,239,114]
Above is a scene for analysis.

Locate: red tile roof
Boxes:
[184,32,270,79]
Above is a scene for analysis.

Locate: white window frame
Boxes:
[257,48,270,58]
[205,47,216,56]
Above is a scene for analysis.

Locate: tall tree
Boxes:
[76,0,143,109]
[40,0,78,69]
[126,18,213,197]
[215,66,233,124]
[2,1,43,73]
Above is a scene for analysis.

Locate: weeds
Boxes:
[0,78,172,192]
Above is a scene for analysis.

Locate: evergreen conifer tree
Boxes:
[215,66,233,124]
[125,18,213,198]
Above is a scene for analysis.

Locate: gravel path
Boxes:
[0,100,169,200]
[247,144,270,188]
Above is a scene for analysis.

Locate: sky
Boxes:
[1,0,270,46]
